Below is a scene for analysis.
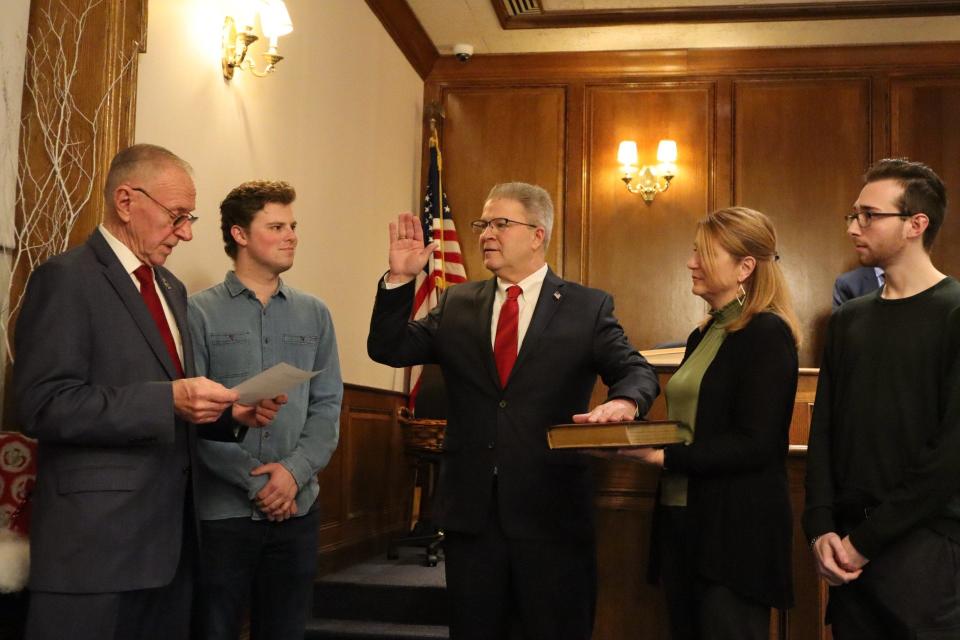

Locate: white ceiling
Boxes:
[406,0,960,54]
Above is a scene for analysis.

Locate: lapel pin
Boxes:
[553,291,561,300]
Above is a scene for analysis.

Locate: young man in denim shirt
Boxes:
[189,180,343,639]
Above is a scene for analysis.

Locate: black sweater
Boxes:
[662,311,799,609]
[803,277,960,560]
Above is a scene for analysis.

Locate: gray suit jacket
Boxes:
[832,266,881,309]
[14,229,236,593]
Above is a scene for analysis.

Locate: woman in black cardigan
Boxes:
[624,207,801,640]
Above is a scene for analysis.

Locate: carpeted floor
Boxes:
[307,549,449,640]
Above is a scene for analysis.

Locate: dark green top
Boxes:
[662,299,742,506]
[804,276,960,559]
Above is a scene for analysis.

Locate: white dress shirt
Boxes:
[383,263,549,352]
[489,263,549,350]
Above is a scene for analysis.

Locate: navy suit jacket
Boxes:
[368,269,659,541]
[832,266,881,308]
[14,229,237,593]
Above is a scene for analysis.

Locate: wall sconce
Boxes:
[222,0,293,79]
[617,139,678,204]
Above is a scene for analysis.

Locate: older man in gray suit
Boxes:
[14,144,283,640]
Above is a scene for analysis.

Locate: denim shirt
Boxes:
[188,271,343,520]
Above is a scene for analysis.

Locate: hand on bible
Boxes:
[812,532,863,585]
[387,212,438,283]
[571,398,638,423]
[232,394,288,428]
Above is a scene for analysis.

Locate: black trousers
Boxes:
[828,526,960,640]
[195,508,320,640]
[657,506,771,640]
[25,524,196,640]
[443,482,597,640]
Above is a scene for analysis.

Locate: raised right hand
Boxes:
[387,212,437,283]
[172,377,238,424]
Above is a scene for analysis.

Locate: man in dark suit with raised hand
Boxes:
[14,144,282,640]
[368,182,659,639]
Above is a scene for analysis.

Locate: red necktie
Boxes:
[134,265,185,378]
[494,285,522,387]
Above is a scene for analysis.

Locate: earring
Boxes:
[736,283,746,306]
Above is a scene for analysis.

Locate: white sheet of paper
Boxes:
[231,363,321,404]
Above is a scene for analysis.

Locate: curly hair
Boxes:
[219,180,296,258]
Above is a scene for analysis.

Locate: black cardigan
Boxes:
[660,311,798,609]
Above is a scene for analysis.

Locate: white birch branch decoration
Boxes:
[5,0,137,364]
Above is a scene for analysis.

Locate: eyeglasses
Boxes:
[844,210,909,228]
[131,186,199,229]
[470,217,539,234]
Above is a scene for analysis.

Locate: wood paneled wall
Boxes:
[316,384,412,574]
[586,84,714,348]
[424,43,960,366]
[444,87,567,274]
[891,78,960,267]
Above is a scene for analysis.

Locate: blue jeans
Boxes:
[196,508,320,640]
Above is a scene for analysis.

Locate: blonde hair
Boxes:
[695,206,801,346]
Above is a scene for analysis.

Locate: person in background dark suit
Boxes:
[832,265,883,308]
[14,144,282,640]
[622,207,801,640]
[368,182,659,640]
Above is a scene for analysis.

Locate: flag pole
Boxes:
[429,117,448,291]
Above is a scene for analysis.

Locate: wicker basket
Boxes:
[397,407,446,453]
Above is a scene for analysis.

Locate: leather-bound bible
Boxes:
[546,420,691,449]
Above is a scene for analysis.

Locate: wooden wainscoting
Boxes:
[316,384,412,575]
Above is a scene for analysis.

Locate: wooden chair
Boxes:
[388,366,447,567]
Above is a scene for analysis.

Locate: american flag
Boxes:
[408,136,467,409]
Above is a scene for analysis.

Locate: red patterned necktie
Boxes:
[494,285,522,387]
[133,265,184,378]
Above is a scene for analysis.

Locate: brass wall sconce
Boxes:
[222,0,293,79]
[617,139,678,204]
